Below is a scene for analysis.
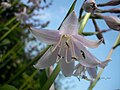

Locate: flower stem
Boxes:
[78,13,91,34]
[88,34,120,90]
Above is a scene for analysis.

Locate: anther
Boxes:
[71,56,77,60]
[65,41,70,48]
[57,54,64,58]
[81,50,85,59]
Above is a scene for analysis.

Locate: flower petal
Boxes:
[60,58,75,77]
[30,27,60,44]
[73,64,85,76]
[72,35,103,48]
[59,11,78,35]
[72,37,109,68]
[86,67,97,78]
[33,46,59,69]
[58,41,75,76]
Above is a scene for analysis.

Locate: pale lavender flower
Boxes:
[15,7,29,23]
[30,11,110,76]
[82,0,97,13]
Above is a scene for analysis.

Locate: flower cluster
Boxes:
[82,0,120,31]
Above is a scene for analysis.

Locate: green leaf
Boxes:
[39,70,48,88]
[41,65,60,90]
[0,22,20,41]
[0,84,18,90]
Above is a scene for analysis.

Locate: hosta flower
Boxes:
[30,11,110,76]
[82,0,97,13]
[73,63,97,79]
[15,7,29,23]
[1,2,11,9]
[96,14,120,31]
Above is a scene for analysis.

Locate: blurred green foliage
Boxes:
[0,0,51,89]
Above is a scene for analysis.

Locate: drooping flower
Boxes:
[95,14,120,31]
[82,0,98,13]
[30,11,110,76]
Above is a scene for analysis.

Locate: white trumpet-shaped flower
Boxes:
[30,11,110,77]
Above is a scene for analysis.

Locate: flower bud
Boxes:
[101,8,120,13]
[95,14,120,31]
[82,0,97,13]
[97,0,120,7]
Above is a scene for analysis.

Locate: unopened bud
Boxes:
[95,14,120,31]
[101,8,120,13]
[82,0,97,13]
[97,0,120,7]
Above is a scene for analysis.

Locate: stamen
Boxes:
[52,35,63,52]
[65,48,69,63]
[70,38,77,60]
[65,47,73,63]
[81,50,85,59]
[65,38,77,63]
[56,39,63,63]
[57,54,61,58]
[71,56,77,60]
[65,41,70,48]
[56,54,64,63]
